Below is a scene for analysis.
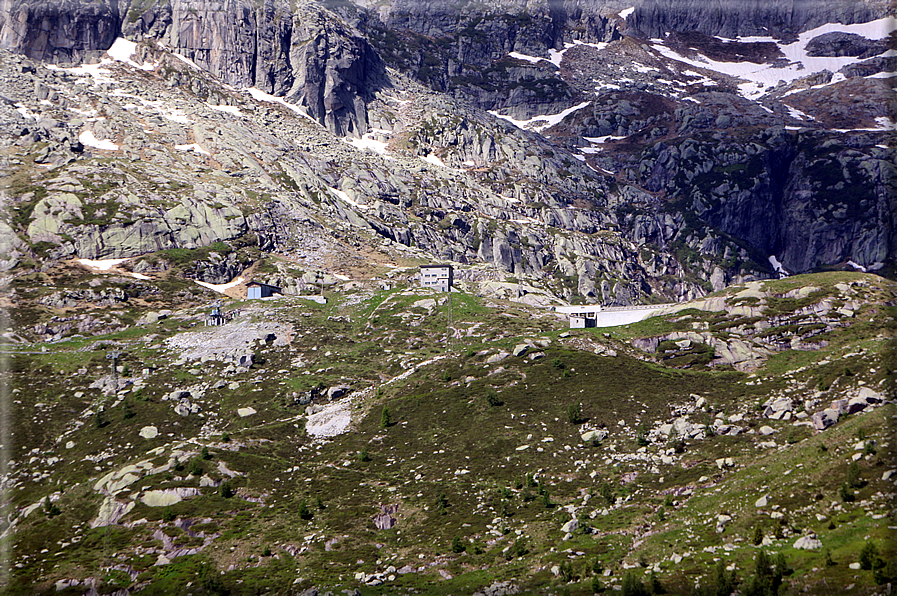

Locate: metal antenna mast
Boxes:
[446,289,454,355]
[106,350,122,381]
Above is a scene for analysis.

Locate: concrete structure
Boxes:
[420,265,453,292]
[205,303,226,326]
[555,303,677,328]
[555,305,602,328]
[247,282,282,299]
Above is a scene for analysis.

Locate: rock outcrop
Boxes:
[629,0,889,40]
[0,0,893,306]
[0,0,124,65]
[0,0,385,136]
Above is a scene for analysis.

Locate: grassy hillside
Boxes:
[3,270,895,595]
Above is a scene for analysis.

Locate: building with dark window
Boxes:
[420,265,453,292]
[555,305,602,328]
[247,281,282,299]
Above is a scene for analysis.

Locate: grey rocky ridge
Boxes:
[0,0,894,306]
[0,0,896,594]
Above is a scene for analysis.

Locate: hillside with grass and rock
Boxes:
[1,268,895,595]
[0,0,896,594]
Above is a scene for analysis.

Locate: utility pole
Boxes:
[106,350,121,381]
[446,289,454,355]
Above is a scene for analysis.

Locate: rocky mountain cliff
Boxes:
[0,0,894,332]
[1,4,896,593]
[629,0,892,40]
[1,0,386,135]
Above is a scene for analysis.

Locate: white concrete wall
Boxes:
[595,307,665,327]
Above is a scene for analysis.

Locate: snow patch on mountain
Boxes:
[243,87,317,123]
[79,130,118,151]
[172,52,202,70]
[328,186,370,211]
[652,16,896,99]
[490,100,592,132]
[769,255,789,277]
[175,143,210,155]
[785,106,814,121]
[194,276,244,294]
[45,62,115,85]
[508,51,554,66]
[106,38,155,71]
[549,41,610,67]
[345,131,389,154]
[832,116,896,132]
[78,258,129,271]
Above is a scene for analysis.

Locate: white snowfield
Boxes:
[194,276,244,294]
[508,51,551,64]
[78,257,152,281]
[422,153,447,167]
[490,100,592,133]
[548,40,610,67]
[174,143,211,155]
[651,16,897,100]
[768,255,789,277]
[328,186,371,211]
[243,87,317,123]
[105,38,155,70]
[78,130,118,150]
[78,258,129,270]
[345,131,389,154]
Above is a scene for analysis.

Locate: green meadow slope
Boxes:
[3,269,895,595]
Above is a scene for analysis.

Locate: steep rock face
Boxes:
[123,0,295,95]
[0,0,125,65]
[629,0,890,40]
[634,129,896,273]
[0,0,384,136]
[286,3,385,136]
[360,0,623,115]
[776,138,896,271]
[145,0,263,90]
[129,0,384,134]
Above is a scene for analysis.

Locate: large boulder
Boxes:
[830,399,849,414]
[763,397,793,418]
[673,417,693,436]
[793,535,823,550]
[845,396,868,415]
[581,429,608,443]
[805,32,890,59]
[857,387,883,404]
[811,408,840,431]
[0,220,27,270]
[327,385,349,400]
